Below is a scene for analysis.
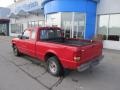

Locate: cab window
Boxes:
[22,30,30,39]
[40,30,62,40]
[31,30,36,40]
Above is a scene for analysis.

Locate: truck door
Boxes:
[26,29,36,57]
[17,29,31,54]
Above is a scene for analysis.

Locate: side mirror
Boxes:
[25,36,29,39]
[18,35,22,39]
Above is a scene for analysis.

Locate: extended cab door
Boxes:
[17,29,31,54]
[26,29,36,57]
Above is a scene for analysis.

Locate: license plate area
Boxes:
[77,59,100,72]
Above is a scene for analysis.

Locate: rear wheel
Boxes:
[13,45,21,56]
[47,57,63,76]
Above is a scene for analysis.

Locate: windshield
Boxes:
[40,30,63,40]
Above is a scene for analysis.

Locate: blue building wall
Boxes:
[42,0,98,39]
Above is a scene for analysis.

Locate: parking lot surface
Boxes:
[0,36,120,90]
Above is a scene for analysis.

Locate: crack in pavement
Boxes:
[36,70,48,78]
[49,76,64,90]
[17,63,32,67]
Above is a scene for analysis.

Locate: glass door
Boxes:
[46,12,86,39]
[61,13,73,38]
[73,13,86,39]
[61,12,86,39]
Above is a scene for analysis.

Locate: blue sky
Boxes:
[0,0,14,7]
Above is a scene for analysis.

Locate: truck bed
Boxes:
[62,39,92,46]
[41,38,92,46]
[41,37,102,63]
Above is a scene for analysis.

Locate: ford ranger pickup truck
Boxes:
[11,27,104,76]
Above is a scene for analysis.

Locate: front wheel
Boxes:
[13,45,21,56]
[47,57,63,76]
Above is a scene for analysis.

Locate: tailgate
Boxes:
[79,42,103,63]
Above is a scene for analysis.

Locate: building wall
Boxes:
[96,0,120,50]
[43,0,98,40]
[8,0,45,36]
[10,15,44,25]
[9,14,44,36]
[97,0,120,14]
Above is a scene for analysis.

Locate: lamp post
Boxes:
[14,0,16,23]
[14,0,16,13]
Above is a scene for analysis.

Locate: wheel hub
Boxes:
[49,61,57,74]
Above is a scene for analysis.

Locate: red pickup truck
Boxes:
[12,27,103,76]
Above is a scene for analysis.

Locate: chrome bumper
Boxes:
[77,55,104,72]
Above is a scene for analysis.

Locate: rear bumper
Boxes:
[61,55,104,70]
[77,55,104,72]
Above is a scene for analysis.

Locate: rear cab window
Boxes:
[40,29,62,40]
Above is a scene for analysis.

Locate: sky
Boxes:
[0,0,14,7]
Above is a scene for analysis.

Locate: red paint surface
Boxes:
[12,27,103,70]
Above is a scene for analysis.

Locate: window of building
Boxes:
[11,24,23,34]
[108,14,120,41]
[74,13,86,38]
[46,13,61,27]
[61,12,86,39]
[38,20,44,27]
[61,12,72,38]
[35,21,38,27]
[97,15,109,40]
[46,12,86,39]
[28,20,44,27]
[97,14,120,41]
[31,21,35,27]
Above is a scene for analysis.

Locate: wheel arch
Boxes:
[45,52,59,61]
[12,43,16,48]
[44,51,63,67]
[12,40,16,47]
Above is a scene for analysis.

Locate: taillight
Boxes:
[74,51,82,62]
[74,56,81,62]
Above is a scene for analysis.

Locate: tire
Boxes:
[13,45,21,56]
[47,56,63,76]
